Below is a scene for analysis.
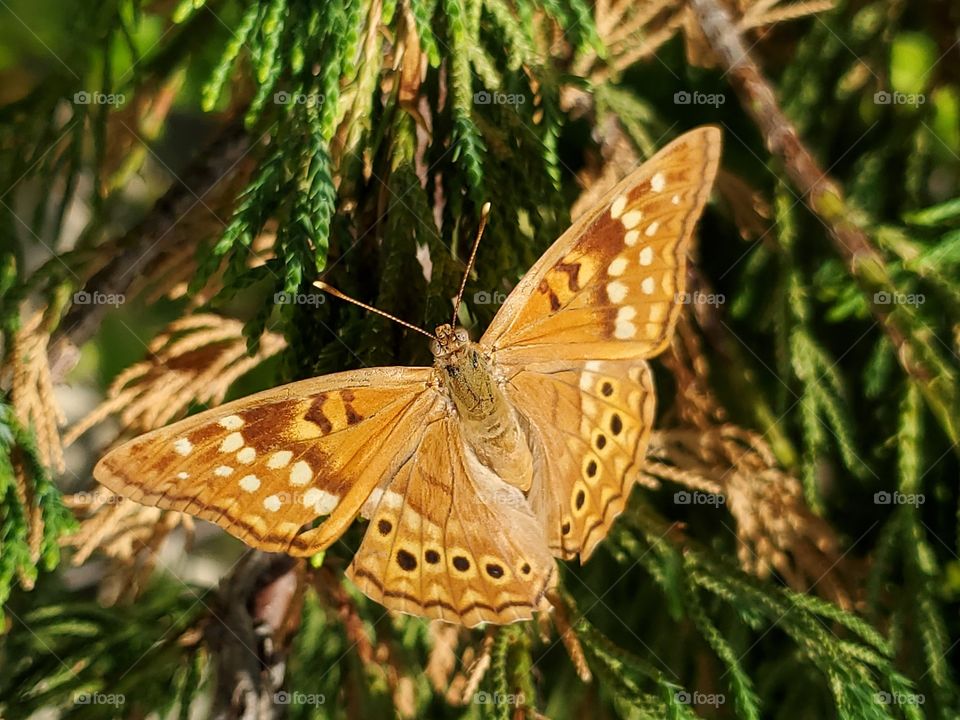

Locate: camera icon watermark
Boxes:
[675,690,725,707]
[873,490,925,507]
[473,90,527,106]
[73,91,126,106]
[873,90,925,107]
[74,692,125,707]
[673,90,725,108]
[474,691,525,705]
[273,691,326,706]
[873,291,924,306]
[273,91,325,107]
[674,291,725,306]
[73,290,125,307]
[674,490,725,507]
[274,291,326,307]
[473,290,508,305]
[875,691,925,706]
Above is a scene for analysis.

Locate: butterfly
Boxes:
[95,126,721,627]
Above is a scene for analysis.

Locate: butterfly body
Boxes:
[95,127,722,626]
[432,323,535,492]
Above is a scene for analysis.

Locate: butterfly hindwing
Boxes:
[504,359,656,561]
[482,126,721,366]
[94,367,440,555]
[347,417,556,627]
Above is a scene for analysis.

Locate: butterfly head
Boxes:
[430,323,470,359]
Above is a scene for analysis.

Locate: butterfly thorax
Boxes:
[431,324,534,492]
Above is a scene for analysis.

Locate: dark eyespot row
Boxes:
[601,381,614,397]
[453,556,470,572]
[595,433,607,450]
[575,490,586,510]
[586,460,598,478]
[486,563,504,578]
[377,519,392,536]
[425,549,441,564]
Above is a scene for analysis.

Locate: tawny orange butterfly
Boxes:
[96,126,721,627]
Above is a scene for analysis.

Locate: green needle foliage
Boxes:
[1,0,959,718]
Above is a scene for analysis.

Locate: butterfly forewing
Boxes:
[94,368,440,555]
[482,126,721,365]
[483,126,721,562]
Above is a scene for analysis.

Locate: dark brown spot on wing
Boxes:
[305,394,333,433]
[554,260,582,291]
[538,278,561,311]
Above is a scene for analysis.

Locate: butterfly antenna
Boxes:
[313,280,438,341]
[451,202,492,326]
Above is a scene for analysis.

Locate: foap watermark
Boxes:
[873,291,924,306]
[674,490,725,507]
[74,290,125,307]
[74,91,125,106]
[473,290,508,305]
[74,692,125,707]
[674,291,725,307]
[274,291,326,307]
[72,489,125,505]
[474,691,525,706]
[873,90,925,107]
[273,691,326,706]
[673,90,725,108]
[473,90,526,106]
[675,691,725,707]
[273,91,325,107]
[874,490,925,507]
[875,691,925,706]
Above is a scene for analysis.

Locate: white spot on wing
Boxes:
[645,221,660,237]
[219,415,244,430]
[215,465,234,477]
[174,438,193,456]
[289,460,312,486]
[263,495,282,512]
[671,194,680,205]
[303,487,339,515]
[621,210,642,229]
[220,432,244,453]
[608,257,628,276]
[641,277,656,295]
[614,306,637,339]
[625,230,640,246]
[607,281,628,303]
[176,472,189,480]
[609,195,628,219]
[236,447,256,464]
[651,172,666,192]
[268,450,293,469]
[639,246,654,266]
[240,474,260,492]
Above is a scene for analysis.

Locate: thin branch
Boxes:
[689,0,960,446]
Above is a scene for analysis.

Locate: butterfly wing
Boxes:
[348,416,556,627]
[481,126,721,366]
[505,359,656,561]
[483,127,721,561]
[94,367,442,556]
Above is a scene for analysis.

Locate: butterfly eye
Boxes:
[455,328,469,343]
